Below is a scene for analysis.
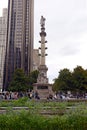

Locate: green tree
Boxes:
[9,69,39,92]
[72,66,87,92]
[8,69,29,92]
[53,68,73,92]
[53,66,87,93]
[28,70,39,90]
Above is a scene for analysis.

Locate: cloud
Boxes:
[59,44,79,56]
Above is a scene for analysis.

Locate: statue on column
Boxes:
[40,16,46,28]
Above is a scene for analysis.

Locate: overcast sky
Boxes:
[0,0,87,83]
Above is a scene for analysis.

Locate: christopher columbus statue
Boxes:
[40,16,46,28]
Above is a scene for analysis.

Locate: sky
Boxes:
[0,0,87,83]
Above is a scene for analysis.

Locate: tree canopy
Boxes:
[53,66,87,93]
[8,69,39,92]
[28,70,39,90]
[53,68,72,92]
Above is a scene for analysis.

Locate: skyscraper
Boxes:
[0,8,8,91]
[3,0,34,90]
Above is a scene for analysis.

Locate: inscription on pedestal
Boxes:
[37,86,48,89]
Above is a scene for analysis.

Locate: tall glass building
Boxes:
[3,0,34,90]
[0,8,8,91]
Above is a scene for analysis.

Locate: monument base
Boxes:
[33,83,53,99]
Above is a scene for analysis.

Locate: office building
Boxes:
[0,8,8,91]
[4,0,34,89]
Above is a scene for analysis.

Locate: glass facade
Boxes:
[0,9,8,91]
[4,0,34,89]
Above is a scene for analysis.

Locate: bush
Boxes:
[0,110,87,130]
